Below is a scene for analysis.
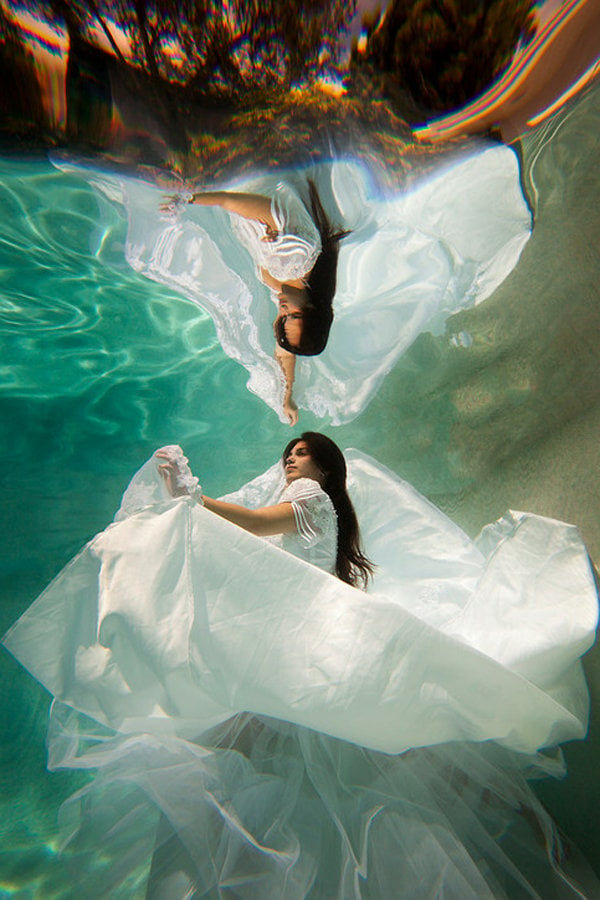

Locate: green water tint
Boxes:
[1,78,599,895]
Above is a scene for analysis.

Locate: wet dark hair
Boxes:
[275,181,348,357]
[283,432,374,590]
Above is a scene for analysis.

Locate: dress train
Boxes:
[3,449,597,897]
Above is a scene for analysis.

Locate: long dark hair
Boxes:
[283,432,374,590]
[274,181,348,357]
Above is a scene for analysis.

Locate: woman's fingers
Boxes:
[159,194,180,213]
[155,445,182,460]
[283,401,299,426]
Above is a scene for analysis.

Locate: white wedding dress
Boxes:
[51,145,531,424]
[3,449,598,898]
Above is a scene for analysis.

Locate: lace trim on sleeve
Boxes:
[281,479,336,547]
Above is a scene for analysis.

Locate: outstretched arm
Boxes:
[181,191,279,235]
[275,343,298,426]
[156,450,296,536]
[201,496,296,536]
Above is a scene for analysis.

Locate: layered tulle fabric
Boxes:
[44,705,599,899]
[3,450,598,897]
[51,146,531,424]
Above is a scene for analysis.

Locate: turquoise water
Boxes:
[1,79,599,894]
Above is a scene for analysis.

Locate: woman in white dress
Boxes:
[156,431,373,588]
[162,182,347,425]
[3,435,598,897]
[53,144,531,425]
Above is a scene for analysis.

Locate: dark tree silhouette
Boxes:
[3,0,357,155]
[106,0,356,97]
[1,0,364,166]
[353,0,537,113]
[0,3,46,138]
[16,0,355,97]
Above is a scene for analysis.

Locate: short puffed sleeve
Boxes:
[280,478,336,548]
[229,182,321,284]
[267,183,322,281]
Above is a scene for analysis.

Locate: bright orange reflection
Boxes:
[4,6,68,129]
[415,0,600,144]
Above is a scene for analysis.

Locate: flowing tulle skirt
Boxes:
[45,704,599,899]
[3,450,598,897]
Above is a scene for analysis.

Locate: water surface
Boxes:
[1,76,599,896]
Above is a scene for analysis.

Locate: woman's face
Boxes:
[277,285,310,349]
[284,440,323,485]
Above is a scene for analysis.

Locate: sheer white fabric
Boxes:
[152,443,204,503]
[51,146,531,424]
[3,450,598,897]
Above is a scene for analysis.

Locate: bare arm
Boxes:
[189,191,278,233]
[260,266,283,291]
[201,496,296,536]
[275,343,298,426]
[156,451,296,536]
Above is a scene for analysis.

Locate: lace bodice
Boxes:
[268,477,337,574]
[230,181,321,283]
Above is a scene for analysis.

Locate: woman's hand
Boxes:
[283,392,299,427]
[155,446,201,499]
[159,194,183,214]
[156,458,188,497]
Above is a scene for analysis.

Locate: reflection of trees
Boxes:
[114,0,356,96]
[0,4,46,139]
[3,0,357,159]
[16,0,355,96]
[353,0,537,113]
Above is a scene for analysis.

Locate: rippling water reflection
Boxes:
[1,73,599,896]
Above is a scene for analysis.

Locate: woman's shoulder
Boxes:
[281,478,337,546]
[281,478,330,503]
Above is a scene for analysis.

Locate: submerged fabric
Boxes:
[52,145,531,424]
[45,707,599,899]
[4,449,596,753]
[3,450,598,896]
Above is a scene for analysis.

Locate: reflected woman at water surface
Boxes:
[161,180,346,424]
[103,138,531,427]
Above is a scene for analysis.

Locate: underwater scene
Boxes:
[1,1,599,897]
